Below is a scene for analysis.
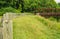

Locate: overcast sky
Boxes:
[55,0,60,3]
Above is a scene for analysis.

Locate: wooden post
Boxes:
[3,13,13,39]
[0,28,3,39]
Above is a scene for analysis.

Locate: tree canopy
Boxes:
[0,0,59,13]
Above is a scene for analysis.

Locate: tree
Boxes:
[23,0,58,12]
[57,3,60,8]
[0,0,58,12]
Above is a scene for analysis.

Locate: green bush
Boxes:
[48,17,57,21]
[0,7,21,16]
[48,17,60,22]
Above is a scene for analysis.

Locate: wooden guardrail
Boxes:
[36,13,60,17]
[1,13,32,39]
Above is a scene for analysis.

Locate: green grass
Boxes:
[0,16,2,27]
[0,16,1,18]
[13,15,60,39]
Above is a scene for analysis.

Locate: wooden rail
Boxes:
[36,13,60,17]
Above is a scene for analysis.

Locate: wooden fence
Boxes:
[0,13,33,39]
[2,13,13,39]
[36,13,60,17]
[0,13,15,39]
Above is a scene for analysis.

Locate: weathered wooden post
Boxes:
[3,13,13,39]
[0,27,3,39]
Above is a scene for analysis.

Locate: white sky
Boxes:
[55,0,60,3]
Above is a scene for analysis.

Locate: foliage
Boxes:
[48,17,60,22]
[13,15,60,39]
[0,7,21,16]
[23,0,58,12]
[57,3,60,8]
[0,0,58,13]
[48,17,57,22]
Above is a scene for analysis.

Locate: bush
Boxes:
[48,17,57,21]
[0,7,21,16]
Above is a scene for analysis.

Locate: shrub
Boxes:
[48,17,57,21]
[0,7,21,16]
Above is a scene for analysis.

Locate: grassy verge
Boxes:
[0,16,2,27]
[13,15,60,39]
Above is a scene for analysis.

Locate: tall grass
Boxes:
[13,15,60,39]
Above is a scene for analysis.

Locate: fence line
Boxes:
[2,13,32,39]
